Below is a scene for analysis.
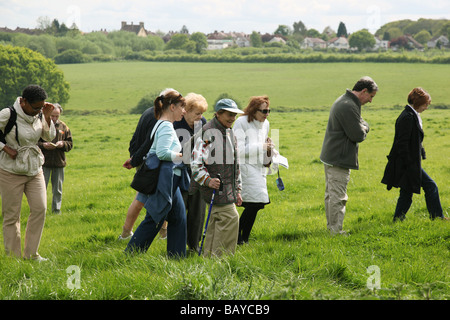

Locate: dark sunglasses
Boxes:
[258,109,270,114]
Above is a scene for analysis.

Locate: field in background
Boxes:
[0,61,448,300]
[59,61,450,113]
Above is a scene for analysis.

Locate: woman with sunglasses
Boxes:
[233,96,273,244]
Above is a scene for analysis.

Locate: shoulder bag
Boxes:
[130,121,164,194]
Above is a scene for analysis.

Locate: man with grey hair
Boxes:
[38,103,73,214]
[320,76,378,235]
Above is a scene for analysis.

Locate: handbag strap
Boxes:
[149,120,165,150]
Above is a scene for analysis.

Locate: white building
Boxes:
[427,35,449,48]
[373,37,389,50]
[327,37,349,50]
[301,37,327,49]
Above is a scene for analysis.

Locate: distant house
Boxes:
[206,39,233,50]
[373,37,389,50]
[390,35,424,51]
[120,21,148,37]
[268,36,286,45]
[327,37,349,50]
[427,35,449,48]
[206,30,251,49]
[0,26,42,35]
[301,37,327,49]
[235,36,250,47]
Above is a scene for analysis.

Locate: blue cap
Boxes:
[214,99,244,114]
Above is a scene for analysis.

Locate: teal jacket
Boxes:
[320,90,370,170]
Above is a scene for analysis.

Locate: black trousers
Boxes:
[394,168,443,221]
[238,203,265,244]
[183,189,207,251]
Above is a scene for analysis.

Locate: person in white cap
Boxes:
[190,98,244,257]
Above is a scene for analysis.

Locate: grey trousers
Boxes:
[324,164,351,234]
[43,167,64,213]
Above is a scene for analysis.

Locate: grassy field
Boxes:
[0,61,448,301]
[59,61,450,112]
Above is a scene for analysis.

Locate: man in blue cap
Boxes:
[190,99,244,257]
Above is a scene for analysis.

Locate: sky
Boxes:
[1,0,449,35]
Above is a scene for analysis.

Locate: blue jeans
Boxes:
[394,168,443,221]
[125,174,186,257]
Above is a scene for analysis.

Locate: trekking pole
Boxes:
[198,174,222,256]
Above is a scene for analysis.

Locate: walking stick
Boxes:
[198,174,222,256]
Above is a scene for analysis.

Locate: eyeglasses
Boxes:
[28,101,43,111]
[258,109,270,114]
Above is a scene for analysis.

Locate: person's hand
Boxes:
[55,141,64,148]
[3,145,17,159]
[236,193,243,206]
[263,137,274,152]
[123,158,133,169]
[43,142,56,150]
[42,102,55,120]
[208,177,221,190]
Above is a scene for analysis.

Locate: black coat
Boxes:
[129,107,158,168]
[381,106,426,194]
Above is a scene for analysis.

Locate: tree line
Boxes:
[0,18,449,64]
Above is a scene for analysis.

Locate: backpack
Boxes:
[0,106,19,145]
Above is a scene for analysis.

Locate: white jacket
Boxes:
[233,115,270,204]
[0,97,56,176]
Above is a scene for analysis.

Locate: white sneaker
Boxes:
[26,255,48,262]
[118,231,133,240]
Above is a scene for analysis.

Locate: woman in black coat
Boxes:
[381,87,446,221]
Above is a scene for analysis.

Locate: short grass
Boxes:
[0,62,448,300]
[59,61,450,112]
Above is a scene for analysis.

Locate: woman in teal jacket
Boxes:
[125,89,188,257]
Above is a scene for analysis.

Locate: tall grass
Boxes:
[1,108,448,300]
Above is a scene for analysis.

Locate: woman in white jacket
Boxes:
[233,96,273,244]
[0,85,56,261]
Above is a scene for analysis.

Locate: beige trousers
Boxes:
[203,203,239,257]
[324,164,350,234]
[0,169,47,259]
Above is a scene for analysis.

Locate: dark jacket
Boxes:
[129,107,158,168]
[320,90,370,170]
[381,106,425,194]
[173,116,207,140]
[190,117,241,205]
[38,120,73,168]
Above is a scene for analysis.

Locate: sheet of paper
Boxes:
[276,154,289,169]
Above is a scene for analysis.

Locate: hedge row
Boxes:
[124,51,450,64]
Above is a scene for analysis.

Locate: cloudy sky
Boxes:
[1,0,448,34]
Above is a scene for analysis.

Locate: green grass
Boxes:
[59,61,450,113]
[0,62,448,300]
